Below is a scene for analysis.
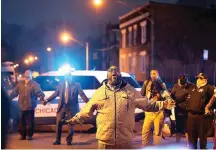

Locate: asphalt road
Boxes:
[6,122,214,149]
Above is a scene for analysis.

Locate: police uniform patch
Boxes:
[198,89,204,92]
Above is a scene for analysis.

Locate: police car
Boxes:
[11,68,143,126]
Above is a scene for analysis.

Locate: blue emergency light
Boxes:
[58,64,75,74]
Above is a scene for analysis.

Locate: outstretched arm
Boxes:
[34,83,45,101]
[68,88,101,124]
[46,84,60,103]
[205,86,216,114]
[135,88,175,111]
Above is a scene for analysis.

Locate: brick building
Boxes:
[119,2,216,84]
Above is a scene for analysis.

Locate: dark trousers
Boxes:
[19,110,35,137]
[187,112,208,149]
[56,107,74,142]
[175,114,187,134]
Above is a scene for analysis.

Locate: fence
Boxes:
[156,60,216,87]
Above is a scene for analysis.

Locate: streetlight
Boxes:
[92,0,155,71]
[29,56,34,62]
[60,32,71,44]
[24,59,29,64]
[14,64,19,68]
[59,32,89,70]
[24,55,38,65]
[46,47,52,52]
[46,47,54,71]
[93,0,102,7]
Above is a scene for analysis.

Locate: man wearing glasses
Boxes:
[185,73,215,149]
[66,66,175,149]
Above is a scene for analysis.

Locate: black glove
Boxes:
[157,76,163,84]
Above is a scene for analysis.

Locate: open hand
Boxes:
[205,109,211,115]
[64,118,76,124]
[164,100,175,110]
[70,118,76,124]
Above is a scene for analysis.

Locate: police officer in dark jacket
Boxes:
[171,75,193,145]
[205,86,216,149]
[185,73,215,149]
[10,70,45,140]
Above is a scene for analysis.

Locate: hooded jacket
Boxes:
[74,80,164,144]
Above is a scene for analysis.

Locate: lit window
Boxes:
[128,26,132,46]
[140,21,147,44]
[121,29,126,48]
[128,53,136,73]
[133,24,137,45]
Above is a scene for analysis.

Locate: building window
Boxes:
[140,51,146,73]
[133,24,137,45]
[128,53,132,73]
[132,53,136,73]
[140,21,147,44]
[128,53,136,73]
[128,26,132,46]
[120,55,126,71]
[121,29,126,48]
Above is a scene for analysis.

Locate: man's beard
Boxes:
[108,75,121,86]
[151,77,157,81]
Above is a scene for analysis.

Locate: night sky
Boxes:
[2,0,178,38]
[2,0,216,72]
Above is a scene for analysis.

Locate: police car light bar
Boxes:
[58,64,75,74]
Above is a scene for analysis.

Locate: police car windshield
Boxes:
[122,77,141,88]
[34,76,101,91]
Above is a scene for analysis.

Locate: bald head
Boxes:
[24,70,32,79]
[24,70,32,83]
[108,66,120,72]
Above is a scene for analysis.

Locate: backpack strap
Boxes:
[141,80,150,96]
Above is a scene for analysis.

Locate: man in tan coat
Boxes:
[68,66,174,149]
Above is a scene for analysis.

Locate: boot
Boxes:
[153,135,161,145]
[185,133,189,147]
